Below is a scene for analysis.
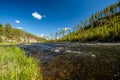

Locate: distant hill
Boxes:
[0,23,45,43]
[58,1,120,42]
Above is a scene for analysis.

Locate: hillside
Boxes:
[0,23,45,43]
[57,1,120,42]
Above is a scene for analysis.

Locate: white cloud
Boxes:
[15,20,20,23]
[40,34,49,39]
[63,27,71,31]
[40,34,44,37]
[40,34,48,37]
[16,27,23,29]
[32,12,42,20]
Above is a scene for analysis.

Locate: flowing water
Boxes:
[21,43,120,80]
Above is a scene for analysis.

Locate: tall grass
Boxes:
[0,47,42,80]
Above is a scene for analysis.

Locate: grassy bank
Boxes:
[0,47,42,80]
[0,42,16,45]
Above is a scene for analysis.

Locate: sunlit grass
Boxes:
[0,42,16,45]
[0,47,42,80]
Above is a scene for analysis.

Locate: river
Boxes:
[20,43,120,80]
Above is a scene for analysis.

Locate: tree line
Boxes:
[0,23,45,43]
[48,0,120,42]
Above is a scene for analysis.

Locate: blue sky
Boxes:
[0,0,118,37]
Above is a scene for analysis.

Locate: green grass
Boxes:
[0,42,16,45]
[0,47,42,80]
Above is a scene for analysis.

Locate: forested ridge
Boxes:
[0,23,45,43]
[50,1,120,42]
